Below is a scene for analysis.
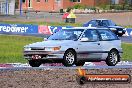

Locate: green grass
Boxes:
[0,35,132,63]
[0,35,43,63]
[124,25,132,28]
[122,43,132,61]
[0,21,82,27]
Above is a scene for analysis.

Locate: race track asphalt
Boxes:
[0,65,131,71]
[119,28,132,43]
[120,36,132,43]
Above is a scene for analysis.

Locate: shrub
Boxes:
[86,7,96,10]
[73,4,86,9]
[66,7,73,12]
[114,5,123,10]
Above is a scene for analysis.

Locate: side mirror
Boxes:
[43,38,48,41]
[80,37,89,42]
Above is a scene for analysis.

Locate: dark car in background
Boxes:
[83,19,126,36]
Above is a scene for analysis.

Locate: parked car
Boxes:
[24,27,123,67]
[83,19,126,36]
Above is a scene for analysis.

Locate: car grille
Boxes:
[31,47,45,50]
[24,54,48,59]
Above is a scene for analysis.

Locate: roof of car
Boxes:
[92,19,109,21]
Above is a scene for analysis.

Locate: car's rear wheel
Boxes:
[29,60,41,67]
[62,50,76,67]
[106,50,119,66]
[75,61,85,66]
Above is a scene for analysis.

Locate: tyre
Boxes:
[62,50,76,67]
[106,50,119,66]
[29,60,41,67]
[75,61,85,66]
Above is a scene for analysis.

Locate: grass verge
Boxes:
[0,35,131,63]
[0,21,82,27]
[0,35,43,63]
[122,43,132,61]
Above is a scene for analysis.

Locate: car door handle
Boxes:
[98,43,100,45]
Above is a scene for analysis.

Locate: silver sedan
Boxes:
[24,27,123,67]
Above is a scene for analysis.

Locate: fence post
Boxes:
[20,0,22,16]
[6,0,8,15]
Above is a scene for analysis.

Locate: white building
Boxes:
[0,0,15,15]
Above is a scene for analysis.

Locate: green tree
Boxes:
[15,0,19,9]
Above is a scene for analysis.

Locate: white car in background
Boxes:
[24,27,123,67]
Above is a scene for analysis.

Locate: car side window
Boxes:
[102,20,109,27]
[98,30,118,40]
[82,30,99,41]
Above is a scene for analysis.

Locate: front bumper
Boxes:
[23,50,64,60]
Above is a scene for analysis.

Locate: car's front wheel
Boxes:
[29,60,41,67]
[106,50,119,66]
[62,50,76,67]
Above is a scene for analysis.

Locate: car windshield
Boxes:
[108,20,116,26]
[88,20,99,27]
[87,20,103,27]
[48,29,84,40]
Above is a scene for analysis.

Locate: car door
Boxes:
[77,29,102,61]
[97,29,121,60]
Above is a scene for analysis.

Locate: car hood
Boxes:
[108,26,124,29]
[25,40,75,48]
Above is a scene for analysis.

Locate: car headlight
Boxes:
[110,28,117,30]
[24,47,31,51]
[45,46,61,51]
